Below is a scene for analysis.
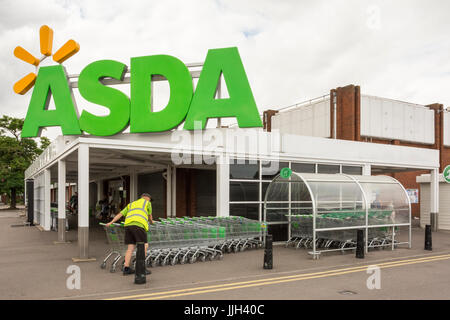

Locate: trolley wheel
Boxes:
[151,260,158,268]
[208,253,215,261]
[199,255,206,262]
[180,257,186,265]
[110,266,116,273]
[233,246,239,253]
[100,262,106,269]
[170,257,178,266]
[239,246,245,252]
[217,254,224,260]
[189,255,196,264]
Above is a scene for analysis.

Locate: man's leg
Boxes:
[124,244,135,268]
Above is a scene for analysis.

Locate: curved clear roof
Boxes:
[264,172,411,226]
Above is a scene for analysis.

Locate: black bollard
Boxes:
[263,234,273,269]
[134,242,146,284]
[425,224,432,251]
[356,229,365,259]
[26,179,34,226]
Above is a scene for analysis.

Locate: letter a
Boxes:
[22,65,81,138]
[366,265,381,290]
[184,47,262,130]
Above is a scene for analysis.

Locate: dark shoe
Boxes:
[123,267,135,275]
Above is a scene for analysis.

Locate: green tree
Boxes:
[0,115,49,209]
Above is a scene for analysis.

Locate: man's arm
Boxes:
[147,202,154,224]
[106,213,123,227]
[149,213,154,225]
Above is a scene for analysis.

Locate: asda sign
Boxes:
[21,47,262,137]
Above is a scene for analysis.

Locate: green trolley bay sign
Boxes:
[280,167,292,179]
[20,47,263,138]
[444,165,450,183]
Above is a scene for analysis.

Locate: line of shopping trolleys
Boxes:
[100,216,266,272]
[286,210,397,252]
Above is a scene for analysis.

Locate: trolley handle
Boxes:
[99,222,123,227]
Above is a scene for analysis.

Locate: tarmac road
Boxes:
[1,207,450,300]
[74,252,450,300]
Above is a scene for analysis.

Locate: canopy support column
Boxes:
[171,167,176,217]
[56,159,68,243]
[43,169,51,231]
[216,155,229,217]
[362,164,371,176]
[430,168,439,231]
[74,144,95,262]
[130,171,137,202]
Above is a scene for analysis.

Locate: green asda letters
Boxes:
[130,55,193,132]
[184,47,261,130]
[21,47,262,138]
[21,65,81,137]
[78,60,130,136]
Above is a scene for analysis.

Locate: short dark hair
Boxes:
[141,193,151,200]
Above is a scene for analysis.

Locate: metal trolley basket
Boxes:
[286,210,400,253]
[99,222,129,272]
[100,216,265,271]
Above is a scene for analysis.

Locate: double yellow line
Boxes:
[107,253,450,300]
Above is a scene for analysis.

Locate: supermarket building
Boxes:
[24,123,440,260]
[17,26,444,259]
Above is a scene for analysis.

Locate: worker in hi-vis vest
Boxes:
[106,193,154,275]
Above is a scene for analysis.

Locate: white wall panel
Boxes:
[361,95,434,144]
[282,133,439,169]
[444,112,450,147]
[419,182,450,231]
[271,98,330,138]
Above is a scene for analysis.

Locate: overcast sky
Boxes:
[1,0,450,140]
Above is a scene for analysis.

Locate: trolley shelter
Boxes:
[264,172,411,258]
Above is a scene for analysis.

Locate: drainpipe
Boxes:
[333,91,337,139]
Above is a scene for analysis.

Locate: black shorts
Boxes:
[124,225,147,245]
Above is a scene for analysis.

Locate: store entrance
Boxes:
[104,177,129,216]
[176,168,216,218]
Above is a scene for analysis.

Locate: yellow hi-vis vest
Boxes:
[123,198,150,231]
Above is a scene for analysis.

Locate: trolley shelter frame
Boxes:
[263,172,412,259]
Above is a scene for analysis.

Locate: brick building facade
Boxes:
[264,84,449,218]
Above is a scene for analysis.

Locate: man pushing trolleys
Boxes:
[106,193,154,275]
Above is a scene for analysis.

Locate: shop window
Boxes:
[317,164,340,174]
[230,182,259,202]
[262,182,270,200]
[138,172,165,220]
[195,169,216,216]
[230,204,259,221]
[229,160,259,180]
[291,162,315,173]
[261,161,289,180]
[267,224,288,242]
[342,166,363,175]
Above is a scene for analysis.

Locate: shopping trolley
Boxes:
[99,222,130,272]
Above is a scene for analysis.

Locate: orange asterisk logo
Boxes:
[13,25,80,95]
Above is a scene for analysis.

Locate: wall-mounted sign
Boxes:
[444,165,450,184]
[406,189,419,204]
[280,167,292,179]
[15,26,263,138]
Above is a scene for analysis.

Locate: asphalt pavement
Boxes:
[0,207,449,300]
